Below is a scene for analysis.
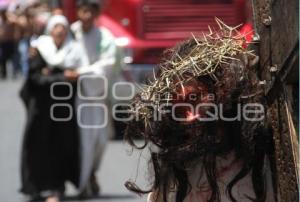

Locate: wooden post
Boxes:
[252,0,299,201]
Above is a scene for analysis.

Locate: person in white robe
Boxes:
[71,0,120,196]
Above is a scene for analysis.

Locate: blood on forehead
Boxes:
[169,77,216,123]
[172,78,215,104]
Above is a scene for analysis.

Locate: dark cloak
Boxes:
[19,51,79,196]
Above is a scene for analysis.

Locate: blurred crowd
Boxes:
[1,0,121,202]
[1,1,296,202]
[0,0,65,79]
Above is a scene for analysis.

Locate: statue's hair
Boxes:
[125,19,270,202]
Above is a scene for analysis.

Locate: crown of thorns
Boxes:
[132,18,255,127]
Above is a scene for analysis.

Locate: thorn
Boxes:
[202,32,208,42]
[209,73,219,82]
[176,53,183,61]
[207,25,213,36]
[189,57,201,72]
[215,17,225,30]
[166,78,170,88]
[153,68,156,81]
[191,33,200,45]
[232,23,243,30]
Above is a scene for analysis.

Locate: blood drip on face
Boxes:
[172,78,214,124]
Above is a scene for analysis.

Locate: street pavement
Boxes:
[0,78,148,202]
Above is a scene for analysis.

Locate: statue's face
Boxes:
[172,78,215,124]
[163,77,216,142]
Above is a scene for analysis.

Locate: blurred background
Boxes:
[0,0,252,201]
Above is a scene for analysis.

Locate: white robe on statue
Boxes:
[71,21,119,192]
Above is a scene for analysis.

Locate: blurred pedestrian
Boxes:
[20,15,88,202]
[0,7,19,78]
[71,0,119,197]
[16,12,31,77]
[30,11,50,46]
[49,0,63,16]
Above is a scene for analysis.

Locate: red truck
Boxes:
[62,0,248,83]
[62,0,249,138]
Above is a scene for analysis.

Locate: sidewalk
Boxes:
[0,79,148,202]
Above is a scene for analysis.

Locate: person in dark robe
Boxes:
[19,15,88,202]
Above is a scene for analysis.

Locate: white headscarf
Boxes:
[45,15,69,35]
[36,15,88,69]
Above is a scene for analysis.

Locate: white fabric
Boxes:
[36,16,88,69]
[147,152,276,202]
[71,21,118,192]
[45,15,69,35]
[36,35,88,69]
[72,21,117,76]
